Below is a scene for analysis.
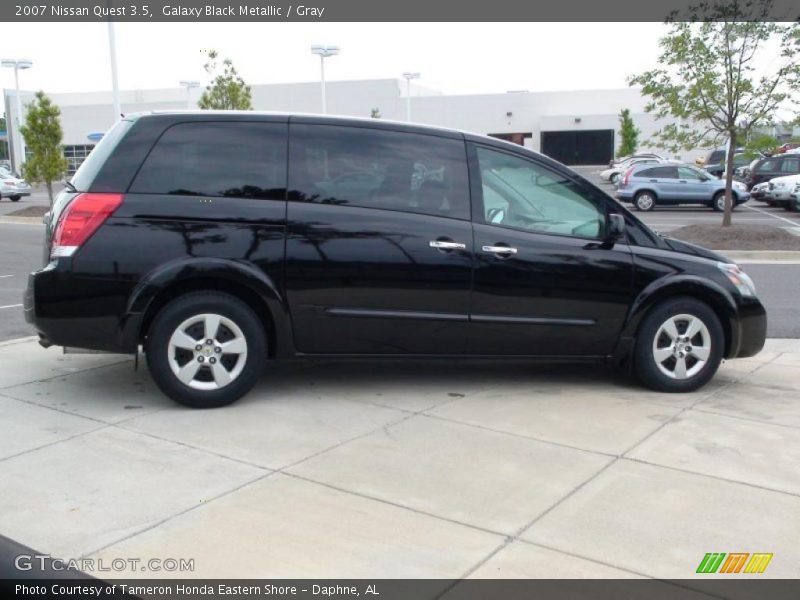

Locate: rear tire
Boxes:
[634,191,656,211]
[145,291,267,408]
[634,297,723,393]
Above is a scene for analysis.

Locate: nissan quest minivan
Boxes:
[25,113,766,408]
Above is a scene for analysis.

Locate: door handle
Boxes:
[482,245,517,255]
[649,179,658,183]
[429,240,466,250]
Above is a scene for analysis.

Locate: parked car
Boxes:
[765,174,800,209]
[608,153,666,169]
[24,112,766,407]
[0,166,32,201]
[745,154,800,191]
[749,181,771,203]
[600,157,663,185]
[790,182,800,212]
[703,153,751,179]
[617,163,750,211]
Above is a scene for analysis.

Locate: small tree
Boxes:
[370,108,381,119]
[197,50,253,110]
[617,108,640,158]
[19,91,68,206]
[630,0,800,226]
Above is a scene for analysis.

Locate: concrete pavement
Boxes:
[0,336,798,579]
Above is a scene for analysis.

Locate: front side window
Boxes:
[131,122,287,199]
[476,146,605,239]
[288,124,470,220]
[755,159,779,172]
[678,166,703,180]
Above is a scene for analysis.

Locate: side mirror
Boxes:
[606,213,626,243]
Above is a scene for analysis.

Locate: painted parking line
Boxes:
[744,205,800,227]
[0,304,22,310]
[0,275,12,279]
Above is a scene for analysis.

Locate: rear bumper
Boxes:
[25,264,140,354]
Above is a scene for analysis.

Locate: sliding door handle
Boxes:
[429,240,466,250]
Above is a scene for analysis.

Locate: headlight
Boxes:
[718,262,757,297]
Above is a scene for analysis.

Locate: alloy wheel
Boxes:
[167,313,248,390]
[652,313,711,380]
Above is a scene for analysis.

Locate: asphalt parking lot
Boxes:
[0,336,798,580]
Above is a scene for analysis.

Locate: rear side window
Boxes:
[638,166,677,178]
[707,150,725,164]
[289,124,470,220]
[781,158,800,173]
[131,122,287,199]
[70,119,133,192]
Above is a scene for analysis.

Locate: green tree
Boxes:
[19,91,68,206]
[197,50,253,110]
[370,107,381,119]
[617,108,640,158]
[629,0,800,226]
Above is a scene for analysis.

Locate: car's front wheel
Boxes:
[634,297,723,393]
[634,191,656,211]
[9,195,20,202]
[610,173,621,185]
[145,291,267,408]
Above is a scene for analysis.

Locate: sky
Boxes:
[1,22,670,97]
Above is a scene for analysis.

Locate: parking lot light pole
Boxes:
[402,72,420,122]
[179,81,201,109]
[107,21,121,120]
[1,58,33,173]
[310,45,340,114]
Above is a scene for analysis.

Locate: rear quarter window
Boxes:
[131,121,287,199]
[70,119,134,191]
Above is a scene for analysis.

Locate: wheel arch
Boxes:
[614,275,739,366]
[124,258,294,358]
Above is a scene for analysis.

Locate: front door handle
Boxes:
[429,240,466,250]
[482,245,517,255]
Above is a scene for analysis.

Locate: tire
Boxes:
[712,191,726,212]
[145,291,267,408]
[634,297,724,393]
[634,191,656,211]
[610,173,620,186]
[9,195,20,202]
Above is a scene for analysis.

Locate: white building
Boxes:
[3,78,699,174]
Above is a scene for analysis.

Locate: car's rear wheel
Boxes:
[145,291,267,408]
[634,191,656,211]
[634,297,723,393]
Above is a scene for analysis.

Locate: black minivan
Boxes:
[25,113,766,408]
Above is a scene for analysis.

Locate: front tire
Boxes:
[634,297,723,393]
[610,173,621,186]
[634,191,656,211]
[9,195,20,202]
[145,292,267,408]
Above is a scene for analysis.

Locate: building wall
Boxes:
[3,79,706,170]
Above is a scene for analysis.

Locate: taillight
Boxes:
[51,193,123,259]
[621,167,635,186]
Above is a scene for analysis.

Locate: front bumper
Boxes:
[731,296,767,359]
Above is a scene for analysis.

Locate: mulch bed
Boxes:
[668,224,800,250]
[5,205,49,218]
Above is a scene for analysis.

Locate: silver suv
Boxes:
[616,163,750,211]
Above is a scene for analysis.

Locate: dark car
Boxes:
[746,154,800,189]
[703,153,751,179]
[25,112,767,408]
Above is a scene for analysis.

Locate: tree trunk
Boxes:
[46,181,53,208]
[722,133,736,227]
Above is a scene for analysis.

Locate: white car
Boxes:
[0,166,32,202]
[766,173,800,209]
[600,158,663,185]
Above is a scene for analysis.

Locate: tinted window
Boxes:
[755,158,779,172]
[678,166,703,180]
[476,146,605,239]
[707,150,725,164]
[781,158,800,173]
[131,122,287,199]
[71,118,133,192]
[289,124,470,220]
[638,166,677,178]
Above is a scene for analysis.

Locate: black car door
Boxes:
[284,121,474,355]
[467,143,634,356]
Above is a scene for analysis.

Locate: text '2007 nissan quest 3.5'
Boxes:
[25,112,766,408]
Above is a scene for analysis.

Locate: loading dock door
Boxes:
[540,130,614,166]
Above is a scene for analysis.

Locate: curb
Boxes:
[0,216,44,225]
[718,250,800,264]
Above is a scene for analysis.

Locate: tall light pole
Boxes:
[1,58,33,173]
[179,80,200,109]
[310,45,340,114]
[402,72,420,122]
[107,21,121,120]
